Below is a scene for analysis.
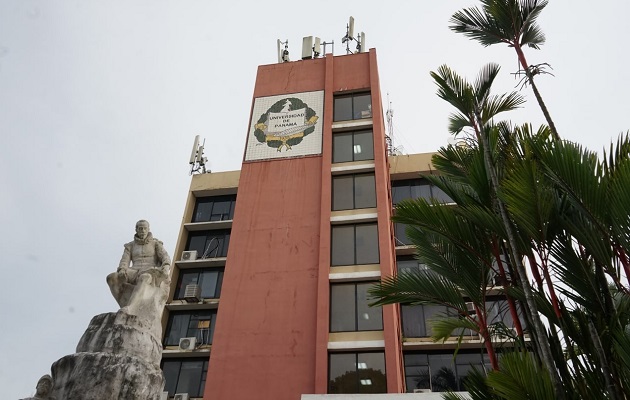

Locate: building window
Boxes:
[164,310,217,346]
[401,304,448,338]
[392,179,453,245]
[397,257,431,275]
[332,173,376,210]
[394,222,411,246]
[192,195,236,222]
[186,230,230,258]
[333,92,372,121]
[401,299,517,339]
[333,130,374,163]
[174,268,224,300]
[330,282,383,332]
[331,223,379,266]
[404,352,490,392]
[392,178,452,205]
[162,358,209,397]
[329,352,386,394]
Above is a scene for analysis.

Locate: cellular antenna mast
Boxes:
[189,135,209,175]
[277,39,290,63]
[341,16,366,54]
[385,94,395,155]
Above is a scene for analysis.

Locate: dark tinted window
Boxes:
[401,304,446,338]
[162,359,209,397]
[174,268,224,300]
[164,310,217,346]
[332,173,376,210]
[404,352,490,393]
[333,93,372,121]
[330,283,383,332]
[329,352,386,393]
[392,178,452,205]
[192,195,236,222]
[331,223,379,266]
[392,179,452,246]
[186,230,230,258]
[333,131,374,163]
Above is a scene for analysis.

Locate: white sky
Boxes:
[1,1,628,397]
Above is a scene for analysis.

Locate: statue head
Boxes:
[135,220,150,240]
[35,374,53,396]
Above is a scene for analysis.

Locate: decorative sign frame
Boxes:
[244,90,324,161]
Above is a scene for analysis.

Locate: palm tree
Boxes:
[432,64,565,398]
[371,63,569,398]
[449,0,560,140]
[519,135,630,399]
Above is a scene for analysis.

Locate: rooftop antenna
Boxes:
[189,135,209,175]
[277,39,290,63]
[385,94,395,155]
[302,36,322,59]
[321,39,334,56]
[341,16,366,54]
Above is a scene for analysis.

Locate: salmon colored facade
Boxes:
[205,50,402,399]
[162,50,429,400]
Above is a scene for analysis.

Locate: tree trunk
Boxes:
[514,46,560,141]
[474,117,565,400]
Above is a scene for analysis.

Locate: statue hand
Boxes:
[117,267,129,278]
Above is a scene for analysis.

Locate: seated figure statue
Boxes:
[21,374,55,400]
[106,220,171,318]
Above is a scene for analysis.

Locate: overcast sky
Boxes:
[1,1,629,397]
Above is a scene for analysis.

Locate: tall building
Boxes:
[159,49,502,400]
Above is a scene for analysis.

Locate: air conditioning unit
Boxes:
[184,284,201,303]
[413,388,431,393]
[179,337,197,351]
[174,394,189,400]
[181,250,197,261]
[160,392,169,400]
[465,302,476,314]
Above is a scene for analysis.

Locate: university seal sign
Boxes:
[245,90,324,161]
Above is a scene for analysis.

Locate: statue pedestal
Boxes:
[50,310,165,400]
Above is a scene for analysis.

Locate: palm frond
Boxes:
[431,65,475,118]
[481,92,525,125]
[486,351,555,400]
[369,270,465,310]
[450,6,507,47]
[474,63,501,104]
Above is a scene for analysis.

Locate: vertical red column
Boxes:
[369,49,405,393]
[314,53,335,393]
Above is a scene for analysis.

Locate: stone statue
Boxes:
[20,374,55,400]
[106,219,171,318]
[46,220,171,399]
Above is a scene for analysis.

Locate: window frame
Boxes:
[332,173,377,211]
[164,309,217,347]
[403,351,490,393]
[192,194,237,223]
[174,268,224,300]
[331,223,380,266]
[333,92,372,122]
[162,358,209,397]
[332,130,374,163]
[185,229,231,258]
[328,351,387,394]
[391,178,452,205]
[392,178,453,245]
[330,282,383,332]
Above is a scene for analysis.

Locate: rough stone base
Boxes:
[49,310,165,399]
[51,352,164,400]
[76,311,162,365]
